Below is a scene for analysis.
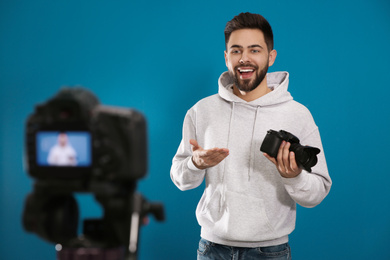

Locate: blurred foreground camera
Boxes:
[260,129,320,172]
[24,87,147,182]
[22,87,164,260]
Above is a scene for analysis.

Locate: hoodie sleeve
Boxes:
[170,109,206,191]
[281,127,332,208]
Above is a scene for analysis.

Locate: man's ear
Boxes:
[268,49,277,67]
[224,50,228,67]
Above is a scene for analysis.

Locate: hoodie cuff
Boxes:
[281,171,308,193]
[187,157,205,172]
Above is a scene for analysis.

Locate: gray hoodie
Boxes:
[171,71,332,247]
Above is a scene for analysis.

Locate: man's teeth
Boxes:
[239,69,254,72]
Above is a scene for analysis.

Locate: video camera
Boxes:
[22,87,164,260]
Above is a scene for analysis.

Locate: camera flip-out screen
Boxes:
[36,131,92,167]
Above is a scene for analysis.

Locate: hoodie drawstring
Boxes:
[220,102,235,211]
[248,106,261,181]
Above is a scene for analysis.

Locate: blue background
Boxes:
[1,0,389,259]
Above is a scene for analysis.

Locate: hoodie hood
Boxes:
[218,71,293,106]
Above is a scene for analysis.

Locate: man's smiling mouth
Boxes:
[237,67,255,79]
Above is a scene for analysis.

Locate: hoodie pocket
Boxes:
[200,189,277,242]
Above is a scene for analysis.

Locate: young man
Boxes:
[170,12,331,260]
[47,132,77,166]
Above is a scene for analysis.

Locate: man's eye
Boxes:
[231,50,241,54]
[251,49,260,53]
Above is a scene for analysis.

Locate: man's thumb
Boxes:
[189,139,199,151]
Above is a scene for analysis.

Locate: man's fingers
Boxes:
[204,148,229,162]
[209,148,229,156]
[282,142,291,171]
[190,142,229,169]
[277,141,286,169]
[289,151,300,172]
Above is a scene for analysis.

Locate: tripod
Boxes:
[23,180,165,260]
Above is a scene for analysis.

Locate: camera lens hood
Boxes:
[291,144,320,172]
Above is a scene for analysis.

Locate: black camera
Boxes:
[22,87,164,260]
[25,87,147,183]
[260,129,320,172]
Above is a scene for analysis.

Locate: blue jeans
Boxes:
[197,238,291,260]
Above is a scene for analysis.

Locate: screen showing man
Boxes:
[47,132,77,166]
[36,131,91,167]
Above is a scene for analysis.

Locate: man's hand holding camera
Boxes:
[260,129,320,174]
[263,141,302,178]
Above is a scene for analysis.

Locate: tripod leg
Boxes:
[126,193,143,260]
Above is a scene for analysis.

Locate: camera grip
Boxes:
[260,131,283,158]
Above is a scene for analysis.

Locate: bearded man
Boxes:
[171,12,332,260]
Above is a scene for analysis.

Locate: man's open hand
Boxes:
[190,139,229,170]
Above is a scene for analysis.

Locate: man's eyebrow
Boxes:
[248,44,264,49]
[229,44,264,49]
[229,44,243,49]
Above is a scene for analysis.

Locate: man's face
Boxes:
[58,133,68,147]
[225,29,275,92]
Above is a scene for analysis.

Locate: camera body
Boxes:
[260,129,320,172]
[25,87,147,187]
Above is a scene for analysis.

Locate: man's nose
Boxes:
[239,51,250,64]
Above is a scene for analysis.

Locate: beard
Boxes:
[229,63,269,92]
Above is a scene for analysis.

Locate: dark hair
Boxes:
[224,12,274,52]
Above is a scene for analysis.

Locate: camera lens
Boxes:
[290,143,320,173]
